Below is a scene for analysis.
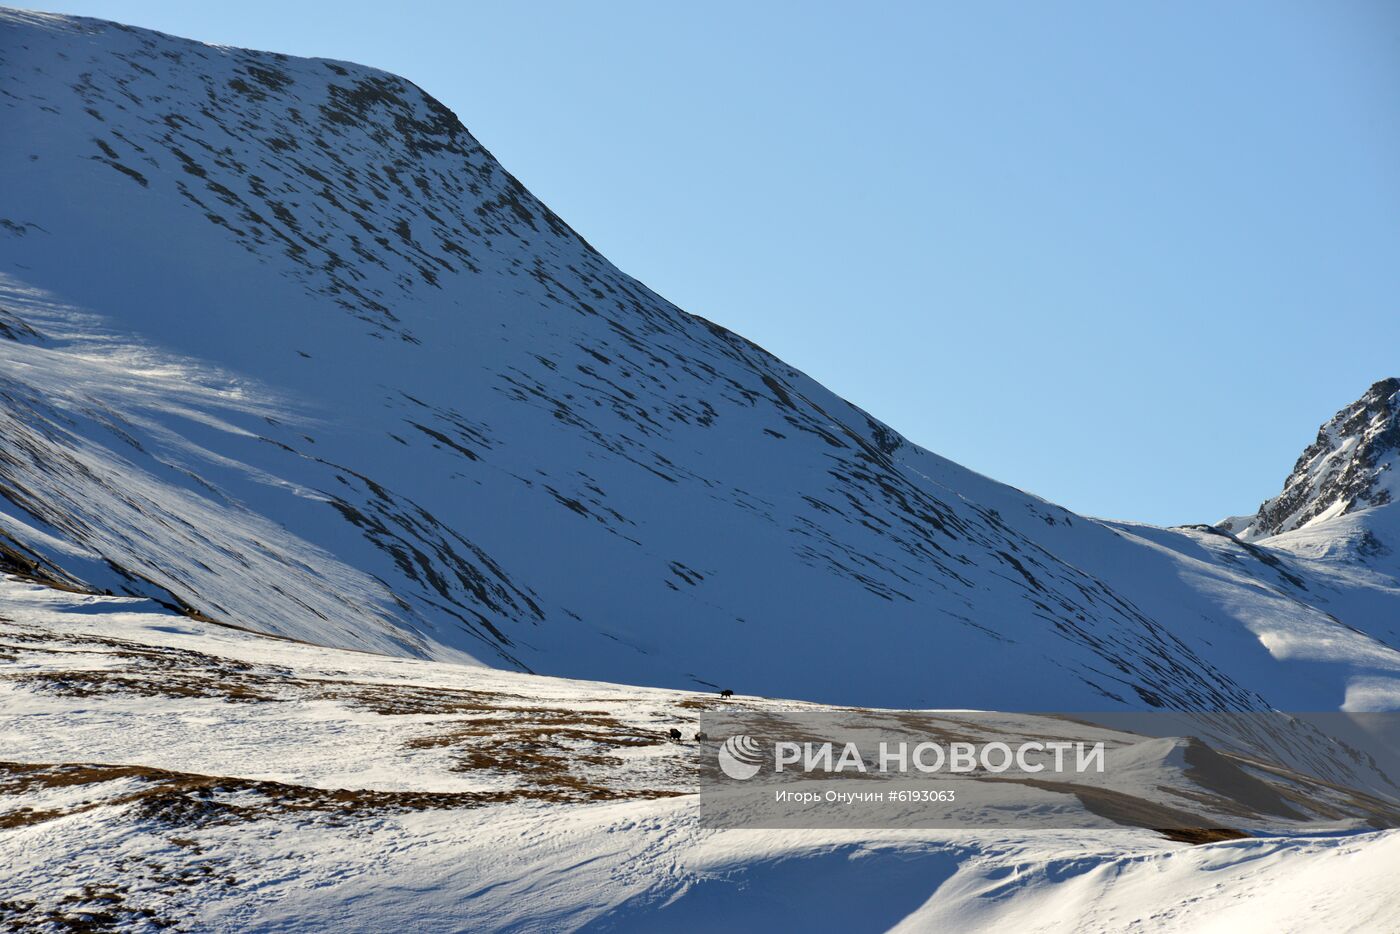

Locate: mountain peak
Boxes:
[1224,378,1400,540]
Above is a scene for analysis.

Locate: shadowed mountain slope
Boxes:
[1,9,1397,710]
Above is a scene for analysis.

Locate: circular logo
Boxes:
[717,734,763,780]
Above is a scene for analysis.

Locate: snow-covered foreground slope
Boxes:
[2,9,1399,712]
[2,577,1396,932]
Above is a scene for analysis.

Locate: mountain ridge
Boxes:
[2,9,1399,712]
[1221,377,1400,542]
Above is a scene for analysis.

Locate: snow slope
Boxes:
[1,9,1398,714]
[2,577,1396,932]
[1210,376,1400,686]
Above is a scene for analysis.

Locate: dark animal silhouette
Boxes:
[694,731,709,742]
[668,728,682,741]
[719,689,734,699]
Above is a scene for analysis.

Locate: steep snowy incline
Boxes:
[1,10,1398,711]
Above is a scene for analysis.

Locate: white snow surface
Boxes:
[2,577,1396,932]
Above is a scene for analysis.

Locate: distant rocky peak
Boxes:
[1225,378,1400,540]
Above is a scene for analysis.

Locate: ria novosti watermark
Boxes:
[719,734,1104,781]
[696,710,1400,831]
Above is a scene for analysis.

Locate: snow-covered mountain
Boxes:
[2,9,1399,713]
[1222,378,1400,541]
[2,10,1399,931]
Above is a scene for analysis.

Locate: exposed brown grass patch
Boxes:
[991,775,1250,842]
[0,759,683,833]
[10,669,278,703]
[1157,827,1251,845]
[309,680,507,715]
[402,708,674,798]
[677,697,725,711]
[0,883,174,931]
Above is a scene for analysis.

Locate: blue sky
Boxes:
[23,1,1400,524]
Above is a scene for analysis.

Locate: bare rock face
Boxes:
[1224,379,1400,540]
